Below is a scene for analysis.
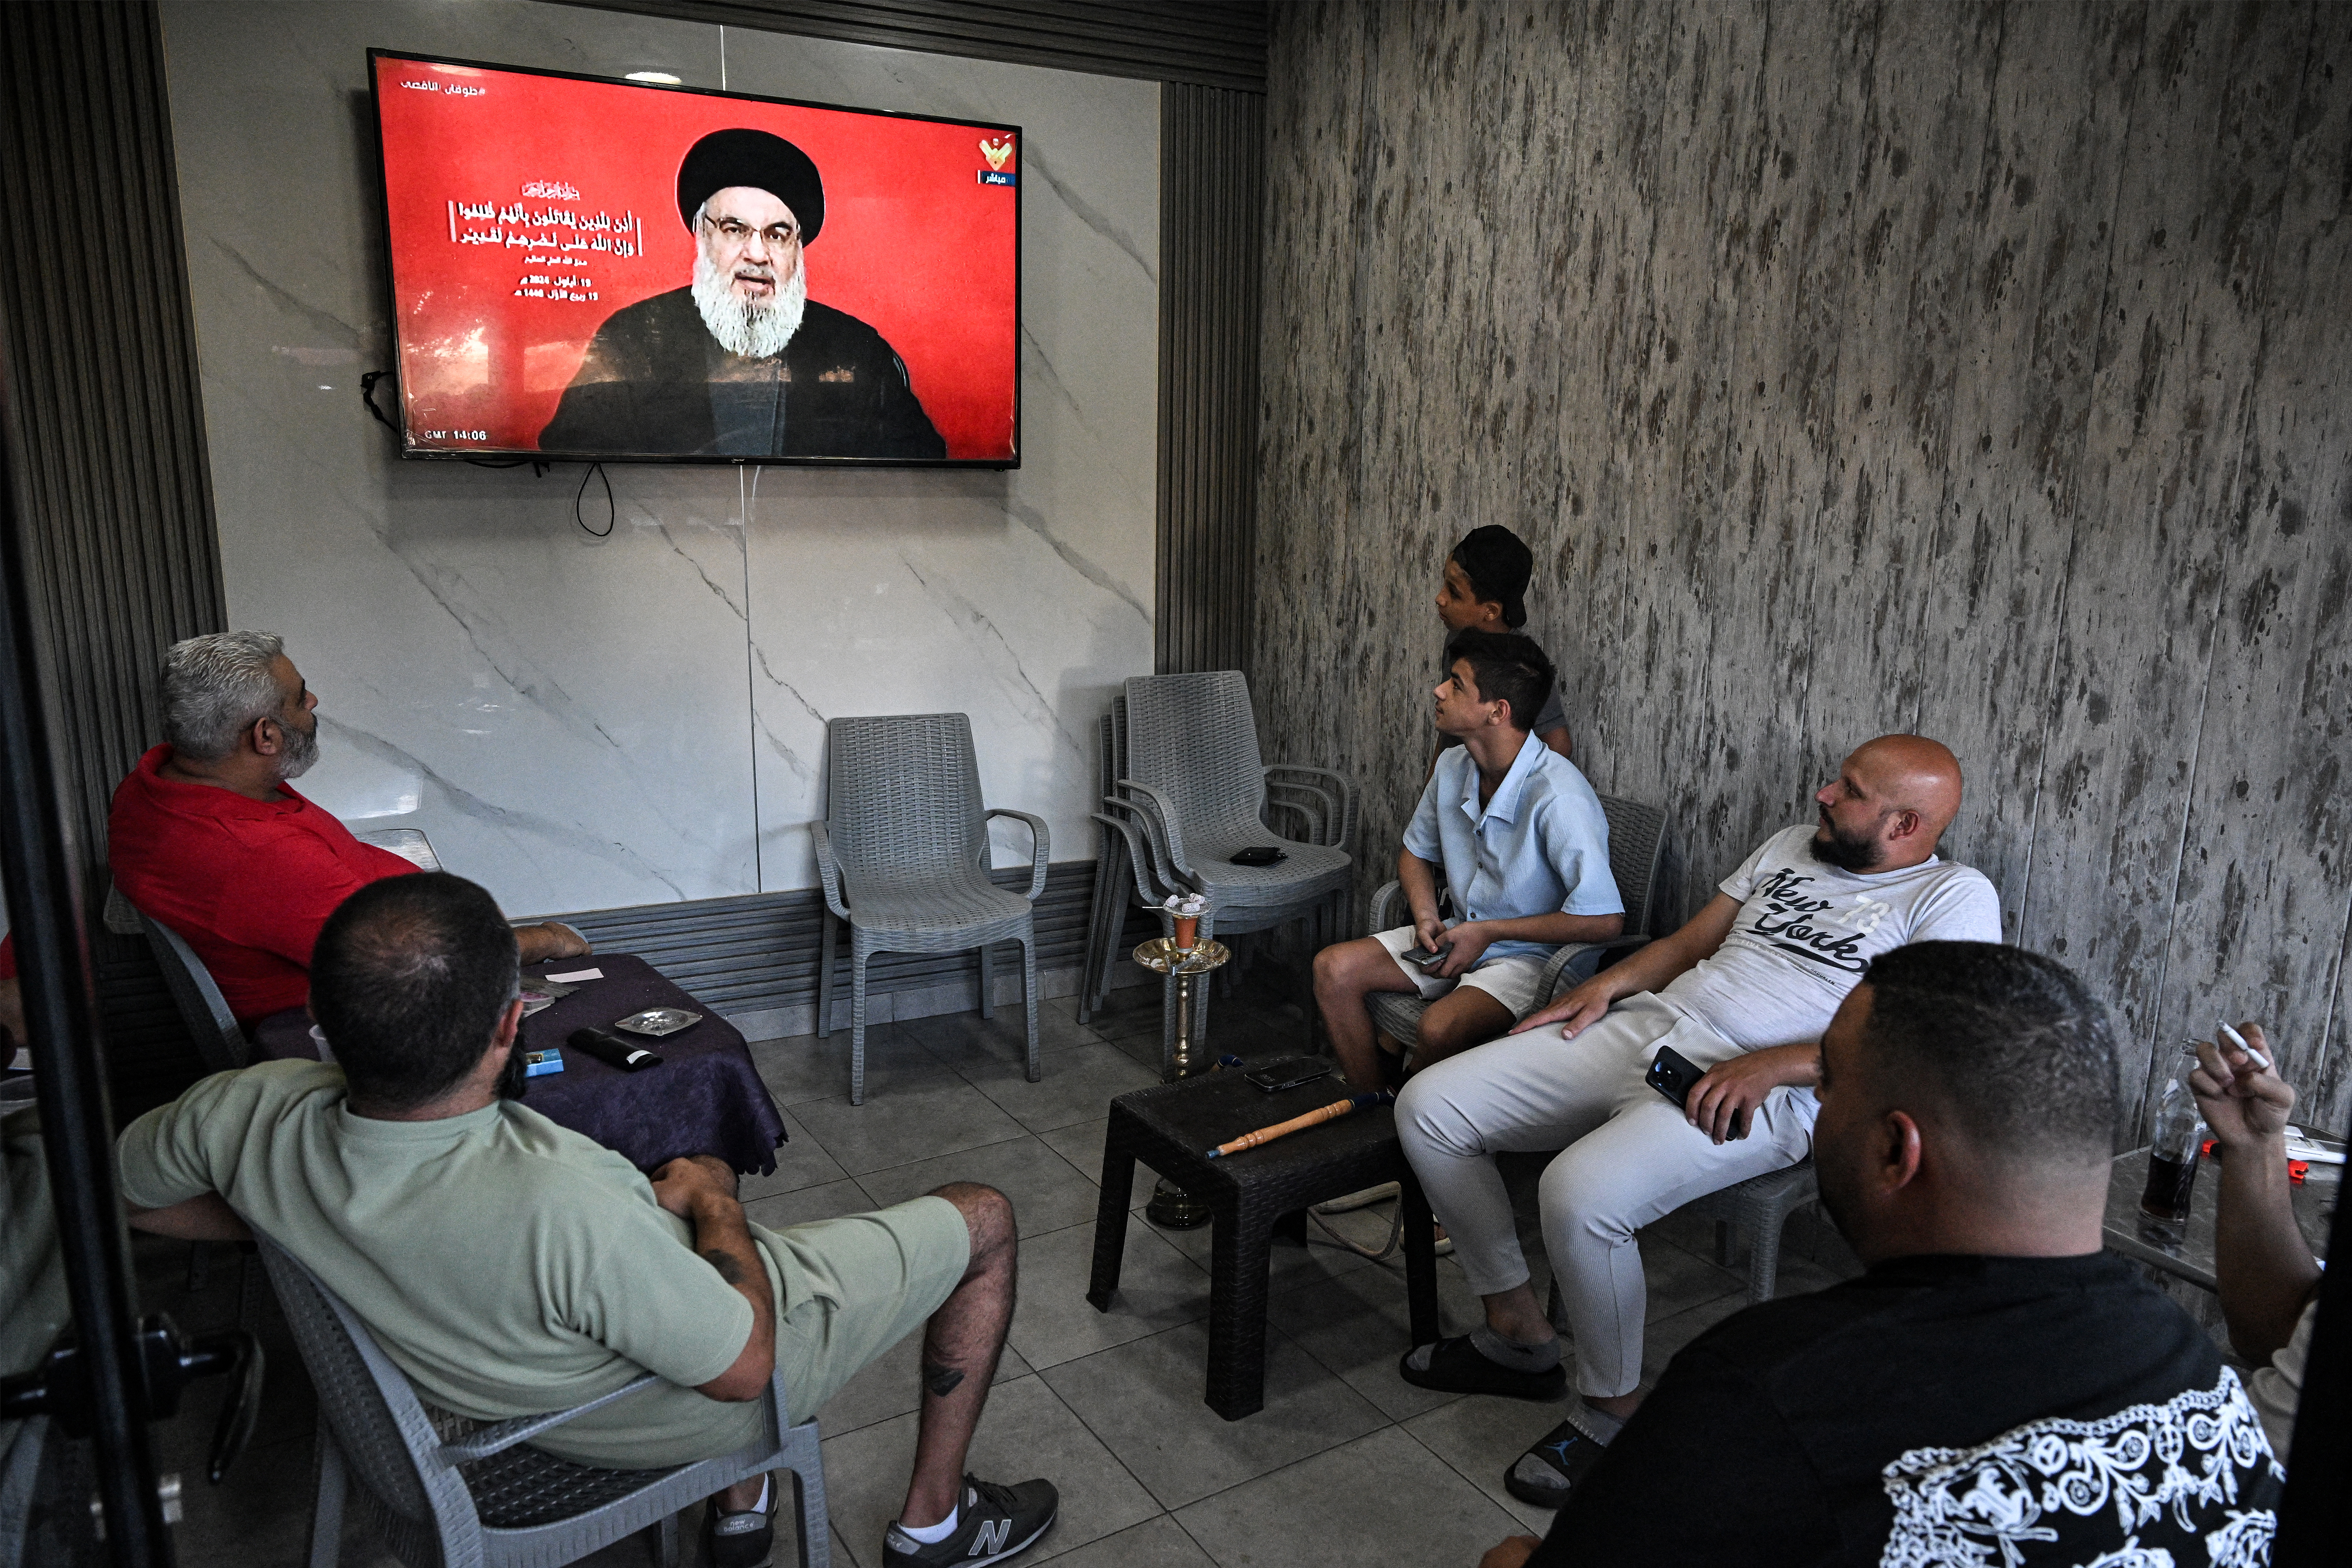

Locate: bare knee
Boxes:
[1416,999,1506,1062]
[1317,936,1397,995]
[931,1181,1015,1264]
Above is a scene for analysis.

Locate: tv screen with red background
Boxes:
[370,51,1021,466]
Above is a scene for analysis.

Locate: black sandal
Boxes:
[1505,1417,1611,1508]
[1397,1334,1566,1401]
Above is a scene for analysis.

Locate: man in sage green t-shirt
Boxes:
[118,873,1060,1568]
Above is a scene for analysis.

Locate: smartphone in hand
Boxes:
[1646,1045,1704,1107]
[1399,944,1450,968]
[1649,1046,1747,1139]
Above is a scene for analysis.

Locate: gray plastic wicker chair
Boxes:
[132,904,251,1075]
[1362,793,1667,1058]
[1686,1160,1820,1303]
[812,714,1048,1104]
[1077,705,1136,1024]
[256,1234,829,1568]
[1110,673,1355,1049]
[1084,799,1308,1074]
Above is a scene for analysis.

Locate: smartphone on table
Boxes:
[1245,1059,1332,1093]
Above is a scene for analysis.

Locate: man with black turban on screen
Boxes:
[539,127,948,459]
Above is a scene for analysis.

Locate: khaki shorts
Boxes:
[757,1194,973,1425]
[1373,924,1550,1021]
[539,1194,970,1467]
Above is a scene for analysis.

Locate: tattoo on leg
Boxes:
[922,1360,966,1399]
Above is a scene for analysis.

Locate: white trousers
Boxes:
[1396,993,1817,1397]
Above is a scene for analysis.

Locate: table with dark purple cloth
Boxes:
[250,953,786,1175]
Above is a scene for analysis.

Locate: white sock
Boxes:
[897,1505,958,1544]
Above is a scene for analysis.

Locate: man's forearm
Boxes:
[1750,1041,1822,1088]
[1397,851,1443,927]
[1583,926,1708,1002]
[515,922,591,964]
[127,1193,252,1241]
[1469,911,1625,947]
[2213,1140,2322,1363]
[690,1192,775,1398]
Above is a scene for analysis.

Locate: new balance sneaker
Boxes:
[882,1475,1058,1567]
[704,1480,776,1568]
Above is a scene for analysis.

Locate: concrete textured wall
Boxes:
[1254,0,2352,1136]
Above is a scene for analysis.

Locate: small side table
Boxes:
[2101,1145,2336,1292]
[1087,1059,1441,1419]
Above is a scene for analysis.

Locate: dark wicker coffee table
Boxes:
[1087,1058,1441,1419]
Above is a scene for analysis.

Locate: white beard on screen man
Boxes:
[692,240,807,360]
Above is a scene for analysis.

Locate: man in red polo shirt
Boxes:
[109,632,588,1025]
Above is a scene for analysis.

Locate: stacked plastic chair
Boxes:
[813,713,1048,1104]
[1079,672,1356,1058]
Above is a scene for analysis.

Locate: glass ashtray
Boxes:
[612,1007,702,1038]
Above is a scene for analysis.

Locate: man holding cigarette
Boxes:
[2191,1020,2322,1460]
[1310,632,1622,1090]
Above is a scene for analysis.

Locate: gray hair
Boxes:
[160,630,289,762]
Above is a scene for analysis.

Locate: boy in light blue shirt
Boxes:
[1313,631,1623,1091]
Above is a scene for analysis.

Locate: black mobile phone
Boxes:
[1646,1045,1705,1109]
[1230,845,1288,867]
[1245,1059,1332,1093]
[569,1026,664,1072]
[1399,944,1448,968]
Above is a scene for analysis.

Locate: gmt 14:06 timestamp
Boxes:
[418,430,490,442]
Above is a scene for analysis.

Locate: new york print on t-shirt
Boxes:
[1659,826,2003,1052]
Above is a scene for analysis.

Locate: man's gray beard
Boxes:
[693,249,806,359]
[277,717,319,782]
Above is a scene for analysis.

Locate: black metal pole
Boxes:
[0,313,172,1561]
[2275,1104,2352,1562]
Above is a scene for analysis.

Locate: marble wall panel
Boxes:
[156,1,1157,916]
[717,30,1159,889]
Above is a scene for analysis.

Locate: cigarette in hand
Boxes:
[2216,1020,2271,1071]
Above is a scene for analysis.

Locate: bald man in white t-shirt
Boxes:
[1393,737,2002,1496]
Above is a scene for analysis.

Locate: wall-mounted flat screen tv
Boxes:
[370,51,1021,466]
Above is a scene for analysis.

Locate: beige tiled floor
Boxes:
[151,976,1860,1568]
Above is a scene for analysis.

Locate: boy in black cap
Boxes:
[1438,526,1571,758]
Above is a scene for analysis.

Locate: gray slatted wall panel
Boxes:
[558,859,1105,1022]
[1157,82,1265,675]
[0,0,226,1116]
[550,0,1267,91]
